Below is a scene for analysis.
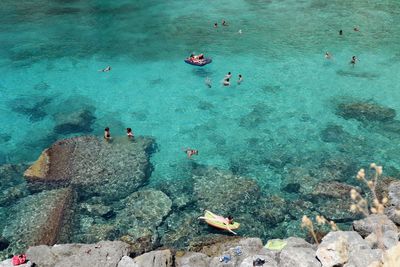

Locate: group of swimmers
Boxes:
[104,127,134,140]
[324,52,358,66]
[325,27,361,66]
[223,72,243,86]
[214,20,228,28]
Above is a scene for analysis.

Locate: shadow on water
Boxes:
[336,70,379,79]
[10,96,53,122]
[192,68,213,78]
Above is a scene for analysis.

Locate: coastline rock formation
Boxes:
[10,233,398,267]
[1,187,74,259]
[24,135,155,201]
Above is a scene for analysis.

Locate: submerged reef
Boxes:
[1,133,400,265]
[336,101,396,123]
[24,135,155,201]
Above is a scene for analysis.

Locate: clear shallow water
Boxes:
[1,0,400,245]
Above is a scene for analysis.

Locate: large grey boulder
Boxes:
[343,249,382,267]
[280,245,320,267]
[132,250,172,267]
[388,181,400,206]
[1,188,74,258]
[385,206,400,225]
[316,231,379,267]
[385,181,400,225]
[352,214,398,237]
[116,190,172,240]
[117,256,135,267]
[175,252,211,267]
[26,241,130,267]
[24,136,155,201]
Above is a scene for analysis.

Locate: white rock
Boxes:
[132,250,172,267]
[117,256,136,267]
[316,231,380,267]
[280,246,321,267]
[175,252,210,267]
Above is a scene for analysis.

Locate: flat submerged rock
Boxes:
[24,135,155,201]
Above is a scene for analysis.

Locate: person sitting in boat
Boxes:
[226,215,234,225]
[198,54,204,60]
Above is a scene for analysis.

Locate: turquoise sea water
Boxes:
[1,0,400,249]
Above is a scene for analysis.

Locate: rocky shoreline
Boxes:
[0,130,400,266]
[1,216,399,267]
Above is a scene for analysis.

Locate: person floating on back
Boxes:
[104,127,111,140]
[184,148,198,158]
[99,66,111,72]
[126,128,134,139]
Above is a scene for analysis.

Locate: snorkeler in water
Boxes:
[99,66,111,72]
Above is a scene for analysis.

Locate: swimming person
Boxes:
[184,148,198,158]
[126,128,134,139]
[325,52,332,59]
[222,20,228,26]
[237,74,243,84]
[205,77,212,88]
[353,26,360,32]
[99,66,111,72]
[104,127,111,140]
[225,72,232,79]
[238,29,242,34]
[350,56,357,66]
[339,29,343,35]
[214,22,218,28]
[223,78,230,86]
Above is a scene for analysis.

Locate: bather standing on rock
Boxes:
[126,128,134,139]
[104,127,111,140]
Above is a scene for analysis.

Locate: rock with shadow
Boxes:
[0,164,29,207]
[10,96,53,122]
[0,187,74,259]
[115,190,171,245]
[320,124,351,143]
[311,181,363,222]
[336,101,396,123]
[193,167,261,215]
[24,135,156,201]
